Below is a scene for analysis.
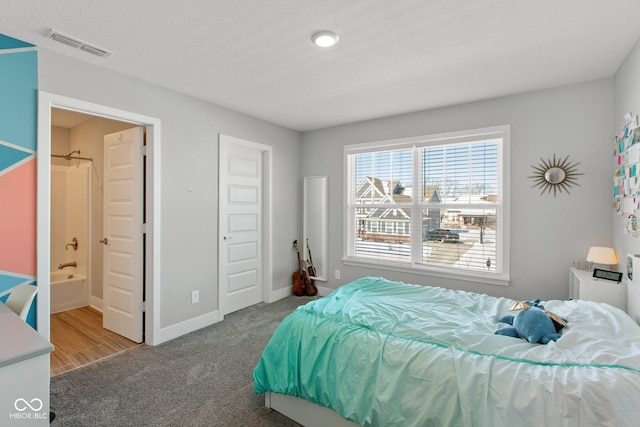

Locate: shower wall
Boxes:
[50,164,90,279]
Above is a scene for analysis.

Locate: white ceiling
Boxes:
[4,0,640,132]
[50,108,92,128]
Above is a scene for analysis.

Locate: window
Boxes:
[344,126,510,285]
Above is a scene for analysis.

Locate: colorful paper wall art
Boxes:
[613,112,640,237]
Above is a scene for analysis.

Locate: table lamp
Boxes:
[586,246,618,269]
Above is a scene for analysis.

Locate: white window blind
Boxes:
[344,126,510,285]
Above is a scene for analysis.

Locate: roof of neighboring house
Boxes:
[356,177,386,201]
[356,178,497,219]
[356,177,443,203]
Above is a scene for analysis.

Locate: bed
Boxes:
[253,277,640,426]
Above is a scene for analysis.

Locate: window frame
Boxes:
[342,125,510,286]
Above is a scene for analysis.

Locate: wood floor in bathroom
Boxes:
[50,306,141,376]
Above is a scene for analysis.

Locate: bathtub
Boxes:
[50,270,88,314]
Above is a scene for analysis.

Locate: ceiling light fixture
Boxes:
[311,30,339,47]
[49,29,112,58]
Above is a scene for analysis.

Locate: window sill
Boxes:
[341,257,510,287]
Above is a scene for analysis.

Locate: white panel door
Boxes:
[102,127,144,343]
[219,136,263,315]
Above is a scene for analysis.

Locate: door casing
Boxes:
[37,91,162,345]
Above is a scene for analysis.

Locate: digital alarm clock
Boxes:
[592,268,623,283]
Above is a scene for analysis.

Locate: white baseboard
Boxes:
[316,285,333,297]
[267,285,293,303]
[155,310,221,345]
[89,295,103,311]
[266,284,334,303]
[88,296,221,346]
[90,284,334,347]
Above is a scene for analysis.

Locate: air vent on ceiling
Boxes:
[80,44,111,57]
[49,30,112,58]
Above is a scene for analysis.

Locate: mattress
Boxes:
[254,277,640,426]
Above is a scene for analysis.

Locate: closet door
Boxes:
[219,135,266,315]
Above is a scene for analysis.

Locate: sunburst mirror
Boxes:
[528,154,583,197]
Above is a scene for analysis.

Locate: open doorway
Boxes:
[37,92,162,354]
[49,108,143,375]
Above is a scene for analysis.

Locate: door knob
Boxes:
[223,235,232,240]
[100,238,108,245]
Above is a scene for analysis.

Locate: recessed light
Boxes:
[311,31,339,48]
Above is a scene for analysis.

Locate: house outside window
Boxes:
[344,126,510,285]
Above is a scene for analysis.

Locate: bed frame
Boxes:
[265,392,360,427]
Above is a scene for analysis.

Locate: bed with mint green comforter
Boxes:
[253,277,640,426]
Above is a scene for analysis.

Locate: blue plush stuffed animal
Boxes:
[495,300,567,344]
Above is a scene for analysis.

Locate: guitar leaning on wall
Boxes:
[305,239,318,296]
[292,240,308,296]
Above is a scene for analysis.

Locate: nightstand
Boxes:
[569,267,627,311]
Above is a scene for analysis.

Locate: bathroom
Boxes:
[50,108,135,315]
[49,108,144,374]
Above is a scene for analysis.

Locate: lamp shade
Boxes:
[586,246,618,265]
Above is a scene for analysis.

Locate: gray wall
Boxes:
[614,38,640,273]
[302,79,614,301]
[38,38,632,332]
[38,49,302,329]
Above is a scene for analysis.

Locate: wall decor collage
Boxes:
[614,112,640,236]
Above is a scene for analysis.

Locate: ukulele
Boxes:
[292,240,308,296]
[305,239,318,296]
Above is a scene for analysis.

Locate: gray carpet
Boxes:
[50,296,314,426]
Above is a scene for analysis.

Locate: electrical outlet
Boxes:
[191,290,199,304]
[335,269,341,280]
